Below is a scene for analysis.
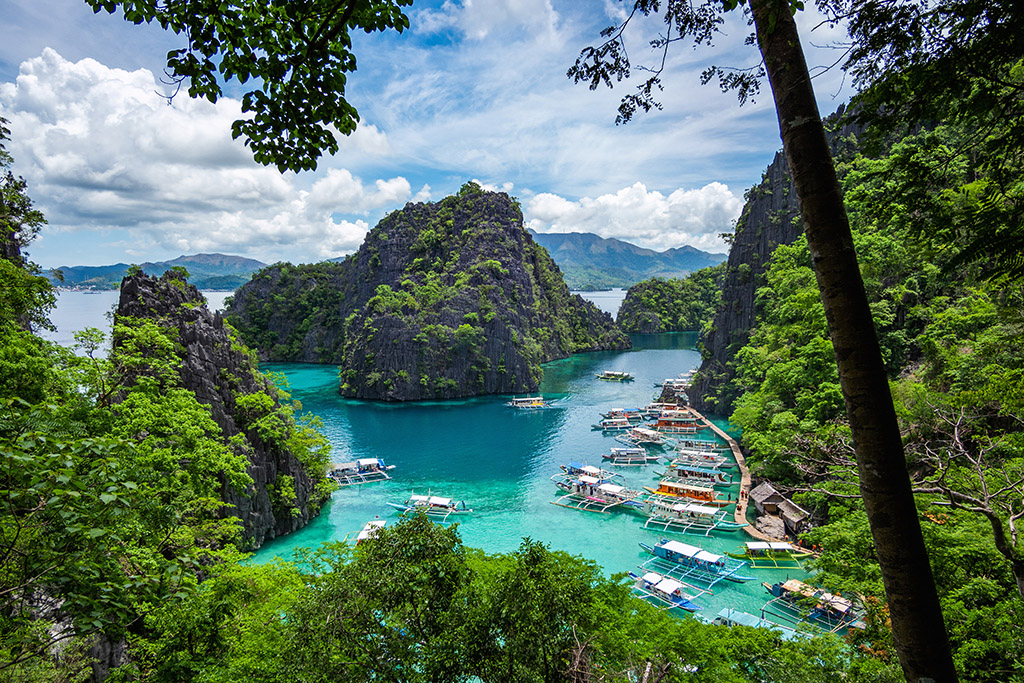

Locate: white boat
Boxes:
[551,479,644,514]
[640,498,747,535]
[329,458,396,486]
[592,416,634,431]
[596,370,634,381]
[505,396,552,409]
[639,539,755,587]
[355,519,386,545]
[601,446,661,465]
[615,426,667,447]
[557,462,622,481]
[673,448,734,470]
[387,494,472,521]
[629,571,705,612]
[656,462,736,487]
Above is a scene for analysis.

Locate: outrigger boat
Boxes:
[602,446,661,465]
[712,608,800,640]
[640,498,747,536]
[628,571,706,613]
[386,494,472,522]
[673,448,735,470]
[642,402,679,416]
[639,538,755,587]
[644,479,732,507]
[727,542,814,569]
[649,413,704,435]
[551,479,644,514]
[599,407,645,421]
[761,579,865,634]
[596,370,634,381]
[557,462,623,482]
[505,396,553,409]
[656,462,736,487]
[677,439,728,452]
[329,458,396,486]
[355,519,386,545]
[592,416,633,431]
[615,426,668,448]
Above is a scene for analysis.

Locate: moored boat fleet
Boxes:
[328,372,864,639]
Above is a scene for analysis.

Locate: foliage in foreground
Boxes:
[109,516,900,683]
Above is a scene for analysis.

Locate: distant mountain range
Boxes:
[49,232,724,292]
[48,253,267,291]
[528,230,726,290]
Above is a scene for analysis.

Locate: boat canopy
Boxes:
[427,496,453,507]
[661,539,702,556]
[747,542,773,551]
[653,578,684,595]
[580,465,602,476]
[694,549,722,564]
[641,572,663,584]
[682,503,717,515]
[633,428,660,438]
[410,494,431,504]
[357,458,380,468]
[611,447,645,455]
[334,461,358,470]
[597,483,627,495]
[578,475,602,485]
[769,542,798,551]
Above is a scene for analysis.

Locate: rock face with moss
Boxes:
[616,264,726,333]
[690,108,862,414]
[116,270,331,549]
[227,184,630,400]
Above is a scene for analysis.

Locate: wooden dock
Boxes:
[687,408,784,542]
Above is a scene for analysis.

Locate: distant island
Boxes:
[47,253,267,291]
[528,230,726,290]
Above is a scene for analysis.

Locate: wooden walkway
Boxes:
[688,408,783,542]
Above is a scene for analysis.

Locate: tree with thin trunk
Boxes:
[571,1,959,680]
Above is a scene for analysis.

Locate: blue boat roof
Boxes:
[715,608,800,640]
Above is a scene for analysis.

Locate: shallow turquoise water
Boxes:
[251,333,809,620]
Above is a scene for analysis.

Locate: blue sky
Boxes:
[0,0,853,268]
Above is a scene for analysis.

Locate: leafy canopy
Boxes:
[85,0,413,172]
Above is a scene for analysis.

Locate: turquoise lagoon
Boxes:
[251,333,811,621]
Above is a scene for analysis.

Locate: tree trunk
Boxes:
[748,1,958,681]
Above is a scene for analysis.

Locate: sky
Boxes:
[0,0,853,269]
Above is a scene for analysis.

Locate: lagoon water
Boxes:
[252,335,808,621]
[45,290,808,622]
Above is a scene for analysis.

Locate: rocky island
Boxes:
[227,183,630,400]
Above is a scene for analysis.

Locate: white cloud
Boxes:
[525,182,742,252]
[0,49,415,264]
[415,0,560,40]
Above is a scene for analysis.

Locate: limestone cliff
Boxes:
[227,184,630,400]
[115,270,329,549]
[690,108,862,415]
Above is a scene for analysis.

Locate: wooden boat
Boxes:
[677,439,729,452]
[727,542,814,568]
[650,413,704,434]
[642,402,679,416]
[551,480,644,514]
[639,539,755,586]
[629,571,705,613]
[595,370,634,381]
[672,448,734,470]
[386,494,472,521]
[640,498,747,536]
[592,416,633,431]
[656,462,736,487]
[615,426,668,448]
[329,458,396,486]
[602,446,661,465]
[761,579,865,633]
[599,407,645,421]
[712,608,800,640]
[355,519,386,545]
[644,480,732,507]
[558,462,622,482]
[505,395,552,409]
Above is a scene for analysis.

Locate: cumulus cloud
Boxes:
[0,49,416,264]
[524,182,742,252]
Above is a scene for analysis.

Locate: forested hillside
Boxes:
[616,264,725,332]
[719,114,1024,681]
